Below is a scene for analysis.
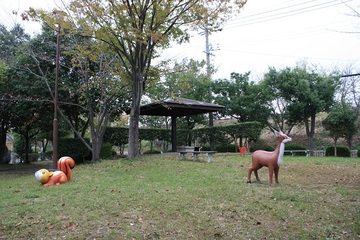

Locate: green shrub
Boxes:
[58,138,92,164]
[28,153,39,162]
[325,146,351,157]
[143,149,162,154]
[100,143,113,159]
[284,143,307,156]
[215,144,237,152]
[249,139,274,152]
[45,151,53,160]
[200,144,210,151]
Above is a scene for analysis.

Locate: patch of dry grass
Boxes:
[0,154,359,239]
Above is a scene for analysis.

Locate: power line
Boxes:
[219,19,352,49]
[230,0,316,20]
[225,0,353,29]
[341,73,360,77]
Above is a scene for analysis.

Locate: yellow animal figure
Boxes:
[35,157,75,186]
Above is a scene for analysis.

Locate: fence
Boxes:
[351,150,358,158]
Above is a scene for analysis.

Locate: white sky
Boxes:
[1,0,359,80]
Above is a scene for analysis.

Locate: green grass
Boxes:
[0,153,359,239]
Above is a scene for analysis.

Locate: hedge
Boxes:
[104,122,262,151]
[325,146,351,157]
[58,138,92,164]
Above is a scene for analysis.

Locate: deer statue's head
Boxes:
[271,127,288,140]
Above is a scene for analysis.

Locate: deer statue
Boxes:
[247,129,292,186]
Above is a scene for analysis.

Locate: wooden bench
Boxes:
[178,151,216,163]
[284,150,310,157]
[284,150,327,157]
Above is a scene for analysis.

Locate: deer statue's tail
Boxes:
[57,156,75,180]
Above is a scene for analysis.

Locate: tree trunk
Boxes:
[305,108,316,155]
[334,138,338,157]
[0,122,7,163]
[24,133,30,164]
[91,136,102,161]
[128,112,140,158]
[128,71,143,159]
[309,109,316,153]
[89,102,111,161]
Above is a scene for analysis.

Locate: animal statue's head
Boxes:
[273,130,281,137]
[271,128,289,140]
[35,169,53,184]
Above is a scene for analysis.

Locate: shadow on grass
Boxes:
[0,161,52,175]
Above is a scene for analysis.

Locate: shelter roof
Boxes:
[132,97,224,117]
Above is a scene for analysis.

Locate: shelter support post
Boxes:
[171,115,177,152]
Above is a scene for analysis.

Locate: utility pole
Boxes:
[52,25,60,169]
[203,25,215,151]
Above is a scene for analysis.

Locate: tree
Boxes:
[212,72,271,147]
[147,58,211,146]
[70,41,131,161]
[0,24,30,163]
[6,41,55,163]
[13,23,132,161]
[337,67,360,146]
[0,62,11,163]
[259,76,294,135]
[0,24,30,65]
[27,25,91,139]
[263,65,339,152]
[28,0,247,159]
[322,104,358,155]
[212,72,271,125]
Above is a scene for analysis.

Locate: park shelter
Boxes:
[132,97,224,152]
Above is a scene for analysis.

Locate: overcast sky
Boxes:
[1,0,359,80]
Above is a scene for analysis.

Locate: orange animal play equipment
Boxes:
[239,146,247,156]
[35,156,75,186]
[247,130,292,186]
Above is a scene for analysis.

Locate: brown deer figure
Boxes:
[247,130,291,186]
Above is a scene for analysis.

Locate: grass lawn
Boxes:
[0,153,359,239]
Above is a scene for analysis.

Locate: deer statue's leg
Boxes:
[247,165,262,183]
[268,166,274,186]
[247,167,253,183]
[254,168,261,182]
[274,167,279,184]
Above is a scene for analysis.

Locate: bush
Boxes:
[58,138,92,164]
[100,143,113,159]
[200,145,210,151]
[249,139,274,152]
[284,143,307,156]
[143,149,162,154]
[215,144,237,153]
[325,146,351,157]
[28,153,39,162]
